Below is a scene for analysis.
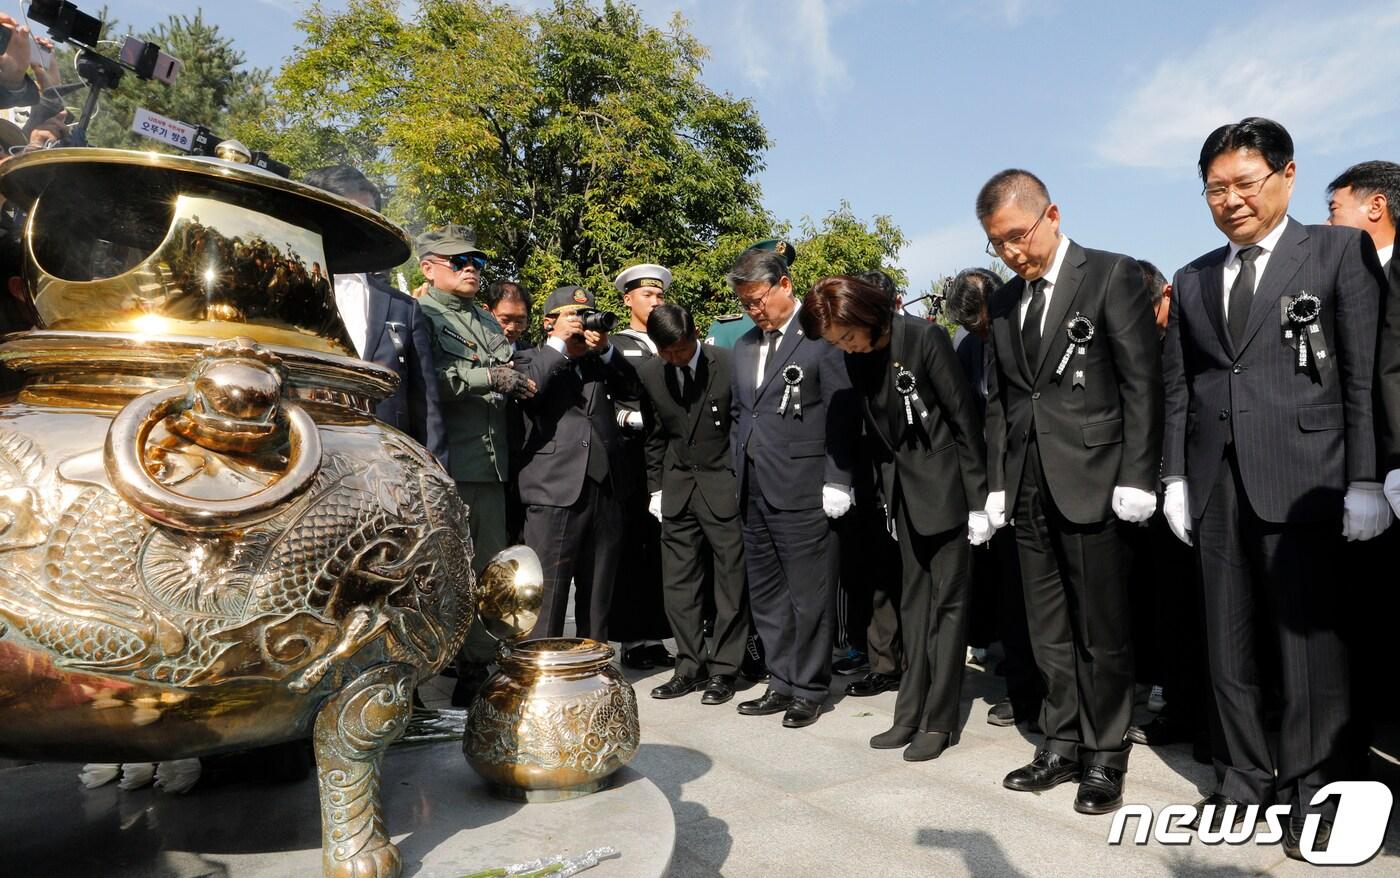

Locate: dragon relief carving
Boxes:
[0,427,475,689]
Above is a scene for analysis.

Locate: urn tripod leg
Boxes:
[313,662,415,878]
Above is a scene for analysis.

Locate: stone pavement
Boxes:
[544,645,1400,878]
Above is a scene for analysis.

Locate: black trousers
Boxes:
[661,487,749,678]
[1014,440,1134,769]
[1196,448,1350,820]
[890,503,970,736]
[524,477,623,641]
[836,503,902,675]
[988,526,1045,714]
[609,488,670,643]
[742,463,837,702]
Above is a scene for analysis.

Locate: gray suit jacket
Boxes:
[729,315,856,510]
[1163,219,1384,522]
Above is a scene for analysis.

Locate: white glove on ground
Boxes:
[967,511,993,546]
[648,490,662,523]
[1343,481,1392,541]
[822,483,854,519]
[1112,485,1157,524]
[985,491,1007,529]
[1163,480,1190,545]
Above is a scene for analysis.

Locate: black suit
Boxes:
[515,343,640,640]
[359,274,448,465]
[638,345,748,678]
[609,330,670,644]
[851,315,987,736]
[730,311,857,702]
[985,239,1163,770]
[1163,219,1384,820]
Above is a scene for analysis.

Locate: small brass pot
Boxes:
[464,637,639,802]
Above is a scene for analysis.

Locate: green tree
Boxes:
[67,12,269,151]
[251,0,771,329]
[787,202,908,295]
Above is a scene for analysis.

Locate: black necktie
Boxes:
[1228,245,1263,348]
[761,329,781,384]
[679,364,693,400]
[1021,279,1047,364]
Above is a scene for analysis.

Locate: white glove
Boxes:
[1343,481,1392,541]
[985,491,1007,529]
[648,490,662,523]
[1384,469,1400,519]
[967,511,993,546]
[822,483,854,519]
[1112,485,1157,523]
[617,410,644,430]
[1163,480,1190,545]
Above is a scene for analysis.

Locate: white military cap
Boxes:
[614,263,672,294]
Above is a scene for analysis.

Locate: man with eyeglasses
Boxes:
[417,226,536,580]
[726,246,857,729]
[977,169,1162,816]
[1161,118,1389,855]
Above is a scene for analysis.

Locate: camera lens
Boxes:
[581,310,617,332]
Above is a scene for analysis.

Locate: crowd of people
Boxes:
[302,113,1400,863]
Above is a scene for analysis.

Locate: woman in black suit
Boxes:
[800,275,991,760]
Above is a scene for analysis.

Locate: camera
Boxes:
[579,308,617,333]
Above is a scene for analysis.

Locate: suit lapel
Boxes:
[884,317,909,444]
[1031,242,1087,381]
[1239,219,1308,353]
[685,350,715,440]
[998,278,1033,381]
[365,281,390,359]
[1194,248,1232,356]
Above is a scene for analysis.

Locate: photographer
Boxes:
[514,286,640,641]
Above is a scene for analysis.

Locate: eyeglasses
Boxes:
[737,282,776,314]
[985,207,1049,257]
[1202,171,1276,204]
[430,253,488,273]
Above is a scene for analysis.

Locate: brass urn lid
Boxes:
[0,148,411,358]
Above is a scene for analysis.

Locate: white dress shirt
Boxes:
[756,302,801,387]
[1377,243,1393,269]
[1017,234,1073,335]
[1222,216,1289,319]
[333,273,371,357]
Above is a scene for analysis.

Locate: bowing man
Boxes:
[801,275,990,761]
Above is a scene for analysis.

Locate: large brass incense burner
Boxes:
[0,148,540,878]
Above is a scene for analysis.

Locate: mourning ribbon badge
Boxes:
[1055,314,1095,388]
[894,363,931,428]
[1281,291,1330,372]
[778,364,804,417]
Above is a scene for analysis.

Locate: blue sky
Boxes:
[108,0,1400,295]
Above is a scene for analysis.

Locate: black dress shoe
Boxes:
[1003,750,1082,792]
[782,697,822,728]
[903,731,952,762]
[737,688,794,716]
[649,674,704,700]
[1073,765,1125,815]
[987,698,1017,727]
[646,643,676,668]
[621,645,655,670]
[1125,715,1188,746]
[1282,815,1331,861]
[869,725,917,749]
[701,675,736,705]
[1184,793,1251,832]
[845,672,900,697]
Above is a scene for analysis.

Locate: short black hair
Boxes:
[1327,160,1400,227]
[976,169,1051,221]
[303,164,383,211]
[1197,117,1293,182]
[484,280,531,314]
[945,268,1002,332]
[1135,259,1168,309]
[856,269,900,302]
[646,302,695,349]
[726,248,790,289]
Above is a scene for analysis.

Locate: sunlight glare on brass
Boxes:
[477,545,543,642]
